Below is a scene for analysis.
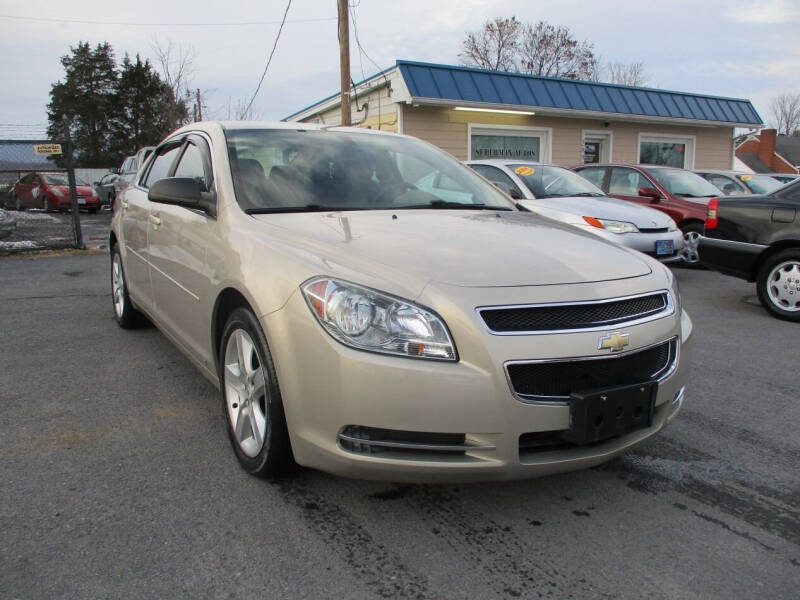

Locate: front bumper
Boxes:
[263,282,692,483]
[578,225,685,263]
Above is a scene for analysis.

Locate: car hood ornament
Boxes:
[598,332,630,352]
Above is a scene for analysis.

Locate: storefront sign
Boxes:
[471,135,540,161]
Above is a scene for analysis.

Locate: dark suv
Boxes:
[573,164,722,265]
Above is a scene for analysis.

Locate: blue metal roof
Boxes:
[397,60,763,126]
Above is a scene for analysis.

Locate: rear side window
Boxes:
[143,145,182,188]
[609,168,652,195]
[575,167,606,189]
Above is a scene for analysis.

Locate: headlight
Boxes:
[302,278,457,361]
[667,219,678,232]
[582,216,639,234]
[50,187,64,197]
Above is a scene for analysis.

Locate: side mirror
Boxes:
[492,181,523,200]
[110,167,119,174]
[93,181,100,186]
[148,177,216,217]
[638,186,662,200]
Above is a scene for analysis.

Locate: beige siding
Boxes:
[401,106,734,169]
[300,85,397,132]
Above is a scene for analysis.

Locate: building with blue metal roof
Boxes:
[285,60,762,170]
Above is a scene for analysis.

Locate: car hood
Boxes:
[251,210,652,290]
[518,196,675,228]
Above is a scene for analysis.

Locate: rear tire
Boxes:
[219,307,295,477]
[679,223,704,268]
[756,249,800,322]
[111,245,145,328]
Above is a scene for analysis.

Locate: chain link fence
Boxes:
[0,139,86,252]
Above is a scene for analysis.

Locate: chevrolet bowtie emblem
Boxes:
[598,332,630,352]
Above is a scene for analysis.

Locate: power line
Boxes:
[0,12,332,28]
[240,0,293,119]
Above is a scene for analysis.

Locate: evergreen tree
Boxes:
[110,53,186,158]
[47,42,118,167]
[46,42,189,167]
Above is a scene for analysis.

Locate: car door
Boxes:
[120,142,183,314]
[16,173,36,207]
[147,135,218,364]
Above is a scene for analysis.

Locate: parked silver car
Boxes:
[113,146,154,199]
[467,160,684,263]
[694,169,782,196]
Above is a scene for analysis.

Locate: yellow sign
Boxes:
[34,144,62,155]
[740,174,752,181]
[514,166,535,176]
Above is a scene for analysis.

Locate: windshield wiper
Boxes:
[393,200,513,211]
[568,192,605,197]
[245,204,367,214]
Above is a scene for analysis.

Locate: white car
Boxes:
[467,160,684,263]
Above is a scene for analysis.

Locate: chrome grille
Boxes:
[479,292,670,334]
[506,338,678,402]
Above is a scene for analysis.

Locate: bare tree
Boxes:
[459,17,521,71]
[604,61,650,86]
[151,37,196,126]
[770,93,800,135]
[213,97,265,121]
[518,22,597,80]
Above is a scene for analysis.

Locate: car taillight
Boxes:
[705,197,718,230]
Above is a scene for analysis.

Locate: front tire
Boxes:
[756,249,800,322]
[219,308,295,477]
[111,245,145,328]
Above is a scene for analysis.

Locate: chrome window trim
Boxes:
[504,336,680,406]
[476,290,674,335]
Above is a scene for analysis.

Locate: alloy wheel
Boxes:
[765,260,800,312]
[111,253,125,318]
[224,329,268,458]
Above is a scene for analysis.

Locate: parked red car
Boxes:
[573,164,721,265]
[9,172,100,213]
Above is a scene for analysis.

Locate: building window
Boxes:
[468,125,551,163]
[582,131,612,164]
[638,134,695,168]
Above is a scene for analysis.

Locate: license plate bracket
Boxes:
[655,239,674,255]
[562,382,656,445]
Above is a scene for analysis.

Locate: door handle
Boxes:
[149,214,161,226]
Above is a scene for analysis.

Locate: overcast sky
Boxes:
[1,0,798,135]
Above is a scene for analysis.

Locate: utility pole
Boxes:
[338,0,351,126]
[196,89,203,121]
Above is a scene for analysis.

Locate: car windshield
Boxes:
[42,173,88,186]
[508,164,605,198]
[739,174,782,195]
[648,168,721,197]
[224,128,515,213]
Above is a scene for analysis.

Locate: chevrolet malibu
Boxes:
[110,122,692,482]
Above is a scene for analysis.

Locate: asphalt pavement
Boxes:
[0,254,797,599]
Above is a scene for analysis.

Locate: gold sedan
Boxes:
[110,122,692,482]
